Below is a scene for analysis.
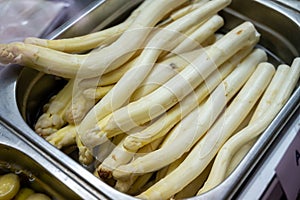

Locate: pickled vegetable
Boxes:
[0,173,20,200]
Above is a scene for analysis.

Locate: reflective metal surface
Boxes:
[0,0,298,199]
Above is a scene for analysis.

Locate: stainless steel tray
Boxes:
[0,0,299,199]
[0,121,98,200]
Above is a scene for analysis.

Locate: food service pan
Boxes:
[0,0,299,199]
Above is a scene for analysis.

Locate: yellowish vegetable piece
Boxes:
[14,188,35,200]
[25,193,51,200]
[0,173,20,200]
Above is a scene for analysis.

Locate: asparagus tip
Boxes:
[97,168,112,180]
[0,43,22,64]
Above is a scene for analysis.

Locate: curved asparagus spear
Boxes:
[136,63,275,200]
[80,21,259,148]
[113,49,266,180]
[199,58,300,193]
[131,47,205,101]
[174,161,213,199]
[64,92,91,125]
[35,79,74,136]
[114,138,164,193]
[25,24,125,53]
[157,0,210,27]
[97,136,164,180]
[123,47,257,151]
[79,58,137,88]
[82,85,113,101]
[1,0,187,78]
[0,43,86,78]
[225,139,256,177]
[127,173,154,195]
[23,0,152,53]
[167,14,224,57]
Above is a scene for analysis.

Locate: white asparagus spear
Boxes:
[76,133,94,165]
[113,48,266,180]
[167,15,224,57]
[45,125,76,149]
[174,161,213,199]
[157,0,210,28]
[123,47,259,151]
[23,0,153,53]
[127,173,154,195]
[77,0,189,78]
[0,0,187,78]
[97,136,164,180]
[78,58,137,88]
[137,63,275,200]
[130,48,204,101]
[80,21,259,148]
[82,85,113,101]
[225,139,256,177]
[79,46,203,91]
[199,59,300,193]
[64,90,96,124]
[35,79,74,136]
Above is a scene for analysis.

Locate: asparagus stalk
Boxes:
[79,58,137,88]
[97,136,164,180]
[35,79,74,136]
[127,173,154,195]
[76,133,94,165]
[64,90,96,124]
[82,85,113,101]
[114,137,165,193]
[167,15,224,57]
[113,48,266,180]
[46,125,77,149]
[137,63,275,200]
[76,0,189,78]
[130,48,205,101]
[80,22,260,148]
[225,139,256,177]
[83,48,203,102]
[170,0,210,21]
[79,46,202,91]
[155,152,189,183]
[124,47,258,151]
[94,134,125,165]
[0,43,86,78]
[157,0,210,27]
[1,0,187,78]
[25,24,126,53]
[23,0,152,53]
[174,161,213,199]
[199,59,300,193]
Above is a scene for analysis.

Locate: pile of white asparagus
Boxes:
[0,0,299,199]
